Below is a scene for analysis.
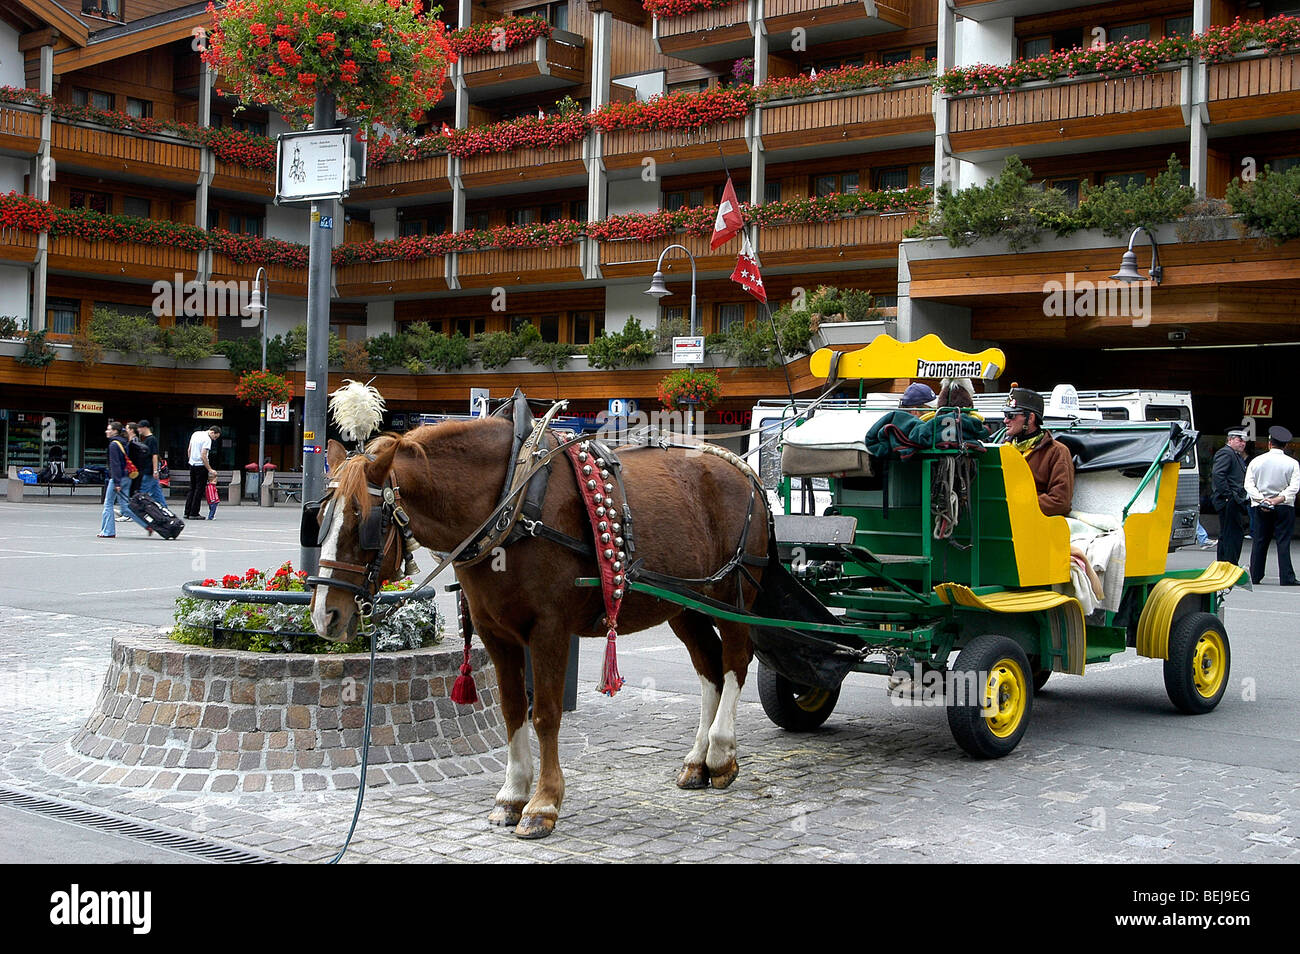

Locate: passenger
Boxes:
[898,382,936,417]
[1000,386,1074,517]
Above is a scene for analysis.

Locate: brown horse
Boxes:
[308,418,769,838]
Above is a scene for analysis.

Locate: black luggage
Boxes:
[130,492,184,540]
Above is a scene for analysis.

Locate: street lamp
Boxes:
[246,266,269,505]
[1111,226,1163,285]
[645,244,699,436]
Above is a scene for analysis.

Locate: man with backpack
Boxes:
[135,419,166,507]
[98,421,152,538]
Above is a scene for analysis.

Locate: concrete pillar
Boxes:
[934,0,956,196]
[585,11,613,280]
[196,61,215,281]
[1189,0,1211,196]
[30,44,53,333]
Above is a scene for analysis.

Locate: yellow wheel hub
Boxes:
[982,658,1027,738]
[795,688,830,713]
[1192,630,1227,698]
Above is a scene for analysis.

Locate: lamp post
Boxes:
[645,244,699,437]
[1110,226,1163,285]
[246,266,269,506]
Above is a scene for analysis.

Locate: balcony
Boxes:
[211,160,274,201]
[763,0,907,51]
[602,118,748,176]
[335,256,450,299]
[47,234,198,282]
[598,229,734,280]
[952,0,1115,20]
[460,139,587,193]
[0,227,39,266]
[457,242,584,288]
[51,122,201,188]
[0,105,40,157]
[653,4,754,65]
[349,154,452,204]
[461,32,586,102]
[947,68,1185,157]
[210,254,307,300]
[760,81,933,158]
[1207,51,1300,127]
[759,211,920,268]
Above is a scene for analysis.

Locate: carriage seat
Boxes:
[773,514,859,563]
[781,411,875,478]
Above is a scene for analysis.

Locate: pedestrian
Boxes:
[1211,428,1250,564]
[1244,425,1300,585]
[125,423,150,498]
[135,419,166,507]
[185,425,221,520]
[98,421,153,538]
[206,473,220,521]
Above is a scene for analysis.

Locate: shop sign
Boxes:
[195,406,224,421]
[1243,397,1273,418]
[267,402,290,423]
[72,400,104,414]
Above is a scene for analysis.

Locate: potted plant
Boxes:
[235,369,293,405]
[657,367,722,411]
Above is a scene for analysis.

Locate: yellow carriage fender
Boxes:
[1122,462,1182,578]
[1135,562,1250,660]
[934,583,1086,676]
[998,444,1071,587]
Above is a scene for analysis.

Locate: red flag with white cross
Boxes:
[710,177,745,250]
[730,233,767,303]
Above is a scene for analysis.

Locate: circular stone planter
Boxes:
[57,634,502,794]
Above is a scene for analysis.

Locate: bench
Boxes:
[167,469,242,506]
[264,471,303,505]
[5,471,107,501]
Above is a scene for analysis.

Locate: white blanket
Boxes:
[1056,511,1127,614]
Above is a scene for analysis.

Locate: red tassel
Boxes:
[597,629,625,697]
[451,637,477,705]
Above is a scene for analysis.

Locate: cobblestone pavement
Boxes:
[3,605,1297,864]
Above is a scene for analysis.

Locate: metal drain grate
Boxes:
[0,787,277,864]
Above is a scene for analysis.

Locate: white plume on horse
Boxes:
[330,379,387,442]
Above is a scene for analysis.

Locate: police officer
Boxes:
[1211,428,1250,565]
[1244,425,1300,585]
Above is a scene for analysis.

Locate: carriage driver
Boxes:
[1000,386,1074,517]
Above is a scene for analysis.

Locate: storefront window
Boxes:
[3,412,70,473]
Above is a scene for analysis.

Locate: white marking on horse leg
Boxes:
[685,674,721,766]
[495,725,533,806]
[309,502,346,635]
[706,671,741,773]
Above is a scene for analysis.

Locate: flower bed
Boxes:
[235,370,294,405]
[643,0,742,17]
[658,367,722,410]
[449,14,552,56]
[754,59,935,102]
[590,84,752,132]
[446,111,591,158]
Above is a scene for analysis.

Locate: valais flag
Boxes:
[730,234,766,303]
[710,177,744,250]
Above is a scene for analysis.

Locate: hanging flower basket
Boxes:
[202,0,456,129]
[235,369,293,405]
[657,368,722,412]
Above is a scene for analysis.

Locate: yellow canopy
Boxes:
[809,334,1006,382]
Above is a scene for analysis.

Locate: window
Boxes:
[1021,36,1051,59]
[400,219,425,237]
[1165,16,1193,38]
[1268,156,1300,174]
[1103,172,1147,188]
[716,303,745,333]
[510,207,538,225]
[571,311,598,346]
[1108,23,1150,44]
[518,1,568,31]
[1049,178,1081,208]
[69,189,111,214]
[123,196,150,219]
[47,298,79,335]
[228,213,264,236]
[536,314,561,343]
[72,88,112,110]
[455,317,487,338]
[813,171,858,197]
[924,45,937,61]
[714,181,749,204]
[668,79,709,95]
[875,167,910,191]
[664,189,705,211]
[572,199,588,221]
[126,98,152,119]
[919,165,935,188]
[466,211,490,231]
[880,49,911,66]
[764,180,781,203]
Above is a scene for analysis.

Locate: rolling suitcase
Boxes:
[130,492,185,540]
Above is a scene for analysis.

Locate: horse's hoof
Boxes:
[676,762,709,789]
[489,801,524,827]
[708,758,739,790]
[514,814,556,839]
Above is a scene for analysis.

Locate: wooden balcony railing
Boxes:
[350,154,451,201]
[0,105,41,154]
[947,69,1184,151]
[654,3,754,63]
[461,36,585,94]
[602,118,748,172]
[1207,52,1300,124]
[762,0,910,36]
[461,139,586,190]
[760,211,919,267]
[210,254,307,298]
[0,228,40,265]
[457,242,583,288]
[761,82,933,151]
[335,256,449,297]
[656,3,749,41]
[47,234,198,279]
[598,230,732,280]
[211,160,274,199]
[51,122,201,185]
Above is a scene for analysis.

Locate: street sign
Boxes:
[194,406,223,421]
[672,336,705,364]
[608,398,638,417]
[267,402,289,423]
[1243,396,1273,418]
[275,129,351,205]
[470,387,490,416]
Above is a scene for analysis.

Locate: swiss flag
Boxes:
[710,177,744,250]
[440,122,453,136]
[730,234,766,303]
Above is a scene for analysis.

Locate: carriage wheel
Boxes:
[757,662,840,731]
[1163,612,1231,715]
[947,635,1033,759]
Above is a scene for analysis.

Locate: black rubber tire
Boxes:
[1163,612,1231,714]
[756,662,840,731]
[947,635,1034,759]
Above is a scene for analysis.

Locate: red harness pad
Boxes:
[565,441,628,695]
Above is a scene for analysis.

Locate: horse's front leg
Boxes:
[668,612,723,789]
[477,632,532,827]
[515,624,569,839]
[705,620,753,789]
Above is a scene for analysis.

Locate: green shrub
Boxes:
[653,315,690,352]
[586,317,655,369]
[840,289,884,323]
[472,329,528,369]
[167,323,217,365]
[15,330,55,368]
[1076,156,1196,237]
[366,331,410,370]
[423,331,470,371]
[1226,164,1300,244]
[88,307,162,364]
[0,316,23,339]
[526,340,573,371]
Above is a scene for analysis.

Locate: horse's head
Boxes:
[307,439,406,642]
